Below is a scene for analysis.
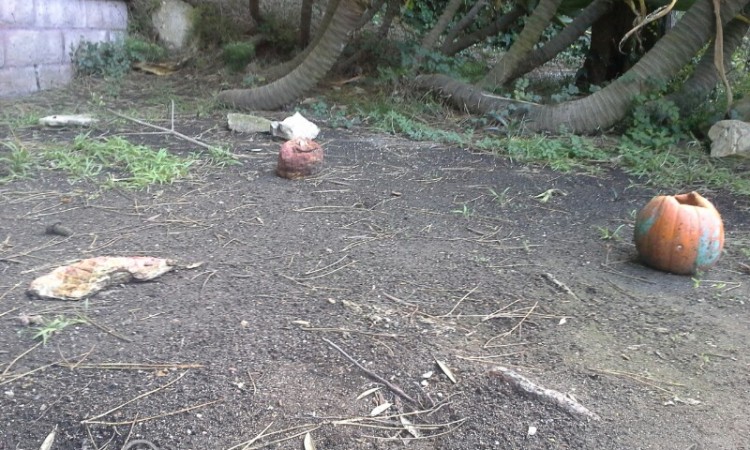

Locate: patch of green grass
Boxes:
[45,134,194,188]
[31,315,87,344]
[0,141,36,182]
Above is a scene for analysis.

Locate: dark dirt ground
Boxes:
[1,73,750,450]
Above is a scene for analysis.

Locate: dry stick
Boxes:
[590,367,684,392]
[0,361,59,386]
[57,362,203,370]
[542,273,580,300]
[234,421,274,450]
[490,366,600,421]
[82,371,189,423]
[2,342,41,375]
[245,425,321,450]
[107,108,216,151]
[442,285,479,317]
[296,260,357,281]
[484,302,538,348]
[0,282,22,301]
[301,326,398,338]
[81,315,133,343]
[323,338,419,406]
[85,398,223,426]
[121,413,139,450]
[304,255,349,276]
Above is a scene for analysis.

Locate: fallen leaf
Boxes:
[303,432,316,450]
[400,415,421,438]
[39,426,56,450]
[370,402,392,416]
[435,358,457,384]
[356,387,381,400]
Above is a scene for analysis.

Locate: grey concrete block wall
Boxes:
[0,0,128,98]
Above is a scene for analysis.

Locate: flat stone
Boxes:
[227,113,273,133]
[709,120,750,158]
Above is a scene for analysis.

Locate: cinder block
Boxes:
[37,63,74,90]
[0,66,39,98]
[0,0,35,26]
[62,29,109,62]
[86,0,128,30]
[37,0,87,28]
[5,29,65,66]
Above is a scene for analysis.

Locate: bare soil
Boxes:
[1,74,749,450]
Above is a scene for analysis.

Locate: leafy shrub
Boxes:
[222,42,256,72]
[125,37,166,62]
[70,41,131,78]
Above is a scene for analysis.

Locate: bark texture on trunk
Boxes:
[479,0,564,88]
[416,0,750,133]
[440,5,525,56]
[257,0,342,82]
[218,0,366,110]
[668,18,749,114]
[505,0,614,84]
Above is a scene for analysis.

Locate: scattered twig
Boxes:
[442,285,479,317]
[484,302,538,348]
[1,342,41,376]
[542,273,579,300]
[107,108,216,151]
[0,282,22,301]
[589,367,684,392]
[84,398,222,426]
[82,371,189,423]
[59,362,203,371]
[300,327,398,338]
[79,315,133,342]
[323,338,419,406]
[490,366,600,420]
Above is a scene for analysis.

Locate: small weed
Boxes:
[452,203,473,218]
[596,224,625,241]
[0,141,36,182]
[31,315,87,344]
[489,187,512,207]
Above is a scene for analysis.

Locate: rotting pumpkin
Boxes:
[634,192,724,275]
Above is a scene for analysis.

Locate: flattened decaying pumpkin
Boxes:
[27,256,198,300]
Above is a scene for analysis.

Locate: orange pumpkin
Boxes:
[634,192,724,275]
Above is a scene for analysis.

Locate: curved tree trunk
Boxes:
[259,0,341,82]
[440,5,526,56]
[420,0,464,52]
[479,0,564,89]
[218,0,366,110]
[504,0,615,84]
[416,0,750,133]
[667,17,749,114]
[442,0,488,49]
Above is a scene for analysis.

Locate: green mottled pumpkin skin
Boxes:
[634,192,724,275]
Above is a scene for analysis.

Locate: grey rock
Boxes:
[709,120,750,158]
[227,113,273,133]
